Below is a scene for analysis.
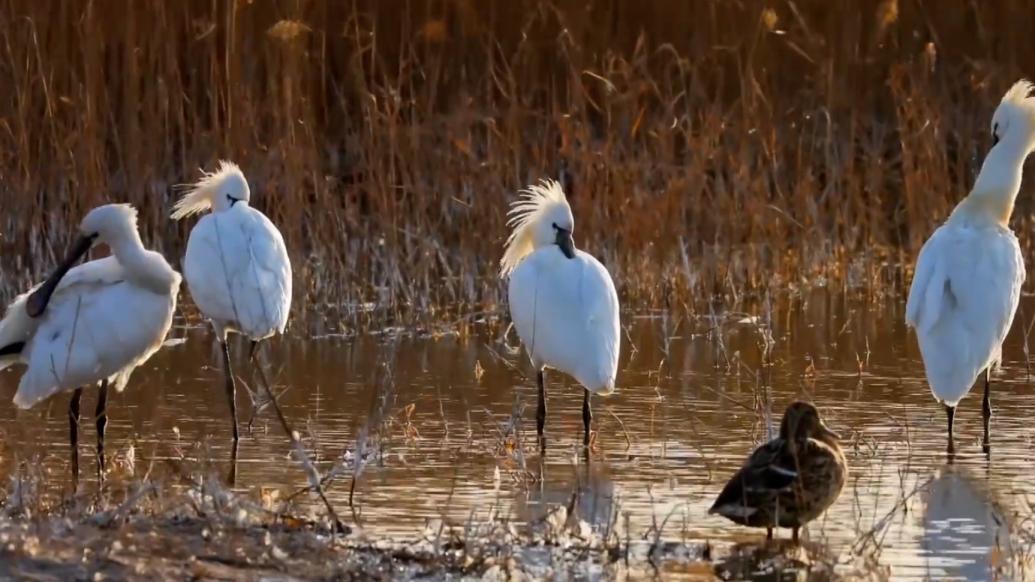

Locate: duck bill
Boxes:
[817,421,840,441]
[26,234,94,317]
[556,228,576,259]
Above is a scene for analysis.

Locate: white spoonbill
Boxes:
[172,161,292,441]
[500,179,620,449]
[0,204,181,484]
[906,79,1033,455]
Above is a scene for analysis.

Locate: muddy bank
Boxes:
[0,494,839,581]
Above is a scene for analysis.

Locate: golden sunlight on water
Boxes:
[1,290,1032,579]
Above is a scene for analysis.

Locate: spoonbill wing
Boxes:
[905,226,953,334]
[12,264,177,408]
[244,210,292,334]
[183,206,292,339]
[906,223,1024,404]
[0,257,125,371]
[508,249,620,393]
[578,252,620,390]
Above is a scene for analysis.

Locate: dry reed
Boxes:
[1,0,1034,328]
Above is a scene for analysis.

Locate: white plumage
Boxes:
[906,79,1034,454]
[906,225,1023,404]
[0,203,180,482]
[0,205,180,407]
[172,161,291,440]
[507,250,620,393]
[501,179,620,448]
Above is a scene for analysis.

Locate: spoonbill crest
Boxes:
[906,80,1033,455]
[0,204,181,485]
[172,161,292,442]
[501,179,620,450]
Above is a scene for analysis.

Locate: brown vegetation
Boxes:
[1,0,1034,327]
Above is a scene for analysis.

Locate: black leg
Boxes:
[221,340,240,441]
[945,404,956,457]
[582,388,592,447]
[228,437,239,487]
[982,368,992,455]
[792,527,800,544]
[95,379,109,481]
[69,387,83,489]
[766,527,773,541]
[536,370,547,451]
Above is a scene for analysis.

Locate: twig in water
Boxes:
[1021,301,1035,382]
[850,475,933,556]
[603,405,632,451]
[242,377,290,433]
[251,343,347,535]
[483,344,528,380]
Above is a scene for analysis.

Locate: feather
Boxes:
[499,179,570,277]
[172,160,248,219]
[709,403,847,531]
[1001,79,1035,112]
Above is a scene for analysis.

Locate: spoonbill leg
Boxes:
[945,405,956,456]
[536,370,547,451]
[582,388,592,447]
[69,387,83,488]
[228,438,239,487]
[982,369,992,454]
[221,340,240,441]
[95,379,109,480]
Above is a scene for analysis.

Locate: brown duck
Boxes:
[708,401,847,542]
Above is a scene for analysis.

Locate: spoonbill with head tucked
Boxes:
[500,179,620,450]
[0,204,181,485]
[172,161,292,442]
[906,80,1033,455]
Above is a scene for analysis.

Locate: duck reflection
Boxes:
[712,541,835,581]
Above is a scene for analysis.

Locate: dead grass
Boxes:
[1,1,1034,329]
[0,450,851,580]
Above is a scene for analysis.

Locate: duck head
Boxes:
[779,401,840,444]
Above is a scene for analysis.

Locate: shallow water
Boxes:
[2,290,1034,580]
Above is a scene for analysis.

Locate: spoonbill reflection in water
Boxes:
[906,80,1033,455]
[0,204,181,486]
[500,179,620,450]
[172,161,292,442]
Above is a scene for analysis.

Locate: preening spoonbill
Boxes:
[172,161,292,441]
[500,179,620,449]
[709,401,847,543]
[906,80,1033,455]
[0,204,180,484]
